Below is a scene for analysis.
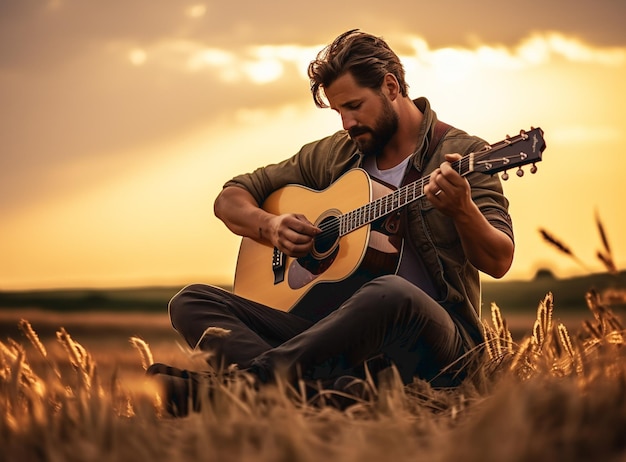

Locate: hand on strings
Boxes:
[268,214,321,257]
[425,153,472,216]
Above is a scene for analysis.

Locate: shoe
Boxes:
[321,375,375,410]
[146,362,259,417]
[146,363,207,417]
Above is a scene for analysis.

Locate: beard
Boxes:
[348,96,399,157]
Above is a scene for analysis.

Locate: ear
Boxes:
[382,73,400,101]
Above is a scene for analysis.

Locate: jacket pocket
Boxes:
[409,201,461,250]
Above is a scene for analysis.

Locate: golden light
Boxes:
[187,47,234,69]
[243,59,284,84]
[185,4,207,18]
[128,48,147,66]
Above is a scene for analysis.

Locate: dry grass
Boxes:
[1,291,626,462]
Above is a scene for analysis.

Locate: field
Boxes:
[1,278,626,461]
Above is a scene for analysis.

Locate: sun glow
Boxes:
[128,48,147,66]
[185,4,207,18]
[243,58,284,84]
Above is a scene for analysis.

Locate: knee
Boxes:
[362,275,419,307]
[168,283,203,312]
[168,283,226,329]
[342,275,420,318]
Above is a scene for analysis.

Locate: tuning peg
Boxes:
[516,167,524,177]
[501,171,509,181]
[530,163,538,174]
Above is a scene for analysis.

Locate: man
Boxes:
[148,29,514,414]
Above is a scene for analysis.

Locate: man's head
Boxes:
[308,30,408,109]
[323,72,399,156]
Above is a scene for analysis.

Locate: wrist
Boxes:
[452,200,480,227]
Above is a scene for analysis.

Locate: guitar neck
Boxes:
[338,162,449,236]
[338,127,544,236]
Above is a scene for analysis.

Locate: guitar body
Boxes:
[233,168,403,320]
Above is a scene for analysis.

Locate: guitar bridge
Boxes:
[272,247,286,285]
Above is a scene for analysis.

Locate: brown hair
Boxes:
[308,29,409,108]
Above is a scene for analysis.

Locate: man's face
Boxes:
[324,72,398,157]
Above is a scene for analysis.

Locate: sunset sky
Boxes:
[2,0,625,290]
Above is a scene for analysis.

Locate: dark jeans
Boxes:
[168,275,467,387]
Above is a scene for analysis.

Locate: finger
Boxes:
[426,184,443,200]
[278,226,313,245]
[439,174,455,192]
[431,169,454,192]
[291,214,321,236]
[439,161,459,177]
[439,163,466,189]
[278,233,315,257]
[444,153,462,162]
[426,169,441,193]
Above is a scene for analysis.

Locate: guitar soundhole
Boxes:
[312,215,340,258]
[291,212,340,278]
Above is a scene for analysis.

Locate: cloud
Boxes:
[2,0,625,73]
[520,33,626,66]
[400,32,626,74]
[136,40,322,84]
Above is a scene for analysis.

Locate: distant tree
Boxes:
[534,268,556,280]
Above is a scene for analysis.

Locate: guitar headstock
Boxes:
[472,127,545,180]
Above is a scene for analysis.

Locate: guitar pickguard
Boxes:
[288,246,340,290]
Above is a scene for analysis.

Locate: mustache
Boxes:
[348,126,371,138]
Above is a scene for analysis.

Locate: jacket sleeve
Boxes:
[222,132,356,205]
[439,131,514,244]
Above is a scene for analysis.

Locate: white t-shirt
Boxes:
[362,156,438,299]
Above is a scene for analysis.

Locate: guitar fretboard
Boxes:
[338,153,475,235]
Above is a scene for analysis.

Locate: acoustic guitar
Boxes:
[234,127,545,320]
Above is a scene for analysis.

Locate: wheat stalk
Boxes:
[18,319,47,358]
[481,323,496,360]
[491,303,513,355]
[195,326,232,347]
[538,228,593,273]
[508,336,534,377]
[18,319,63,380]
[595,210,618,274]
[56,327,93,389]
[0,339,44,396]
[557,324,574,358]
[481,304,514,362]
[129,337,154,371]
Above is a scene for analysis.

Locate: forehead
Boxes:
[323,73,377,110]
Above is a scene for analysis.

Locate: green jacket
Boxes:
[224,97,514,348]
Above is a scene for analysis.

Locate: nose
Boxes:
[340,112,357,131]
